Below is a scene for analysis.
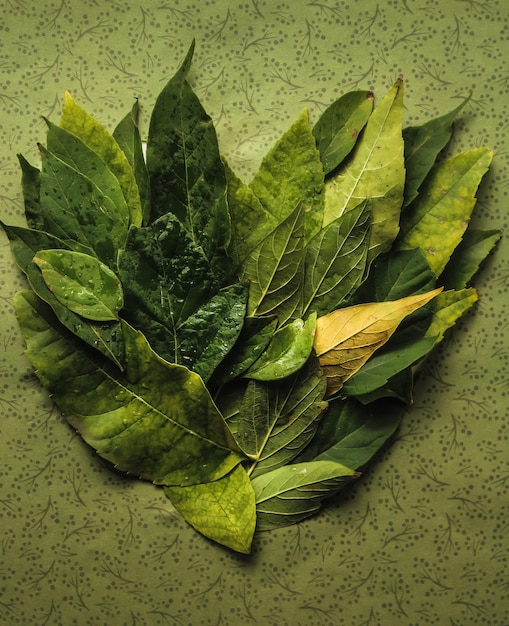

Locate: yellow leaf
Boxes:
[314,288,442,395]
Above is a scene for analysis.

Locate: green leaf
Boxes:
[113,100,151,226]
[223,157,278,271]
[323,78,405,261]
[245,314,316,381]
[403,96,470,207]
[165,464,256,554]
[440,228,502,289]
[249,109,324,240]
[297,397,404,469]
[396,147,493,276]
[241,202,305,325]
[314,289,442,395]
[146,42,230,271]
[33,249,124,322]
[342,335,437,397]
[303,200,371,317]
[313,90,374,175]
[60,91,143,228]
[17,154,42,231]
[237,356,327,477]
[14,290,243,487]
[3,224,125,367]
[39,145,129,268]
[252,460,357,531]
[425,288,478,342]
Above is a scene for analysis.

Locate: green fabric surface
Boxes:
[0,1,508,624]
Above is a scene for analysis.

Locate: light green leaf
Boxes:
[323,78,405,261]
[314,288,442,396]
[342,335,437,397]
[33,249,123,322]
[396,147,493,276]
[249,109,324,240]
[297,397,404,469]
[313,90,374,175]
[245,314,316,381]
[238,356,327,477]
[165,464,256,554]
[60,92,143,228]
[303,200,370,317]
[146,42,230,272]
[113,100,151,225]
[241,202,305,325]
[403,96,470,207]
[425,288,478,343]
[252,460,357,531]
[440,228,502,289]
[14,290,242,487]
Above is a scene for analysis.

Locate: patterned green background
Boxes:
[1,1,508,624]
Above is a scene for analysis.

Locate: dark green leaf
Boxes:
[14,290,243,487]
[17,154,42,230]
[252,460,357,531]
[313,90,374,175]
[146,42,230,271]
[165,464,256,554]
[241,202,305,325]
[440,228,502,289]
[403,95,470,207]
[303,200,370,317]
[113,100,151,225]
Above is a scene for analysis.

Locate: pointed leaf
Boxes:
[238,356,327,477]
[33,249,124,322]
[403,96,470,207]
[440,228,502,289]
[323,79,405,261]
[245,314,316,381]
[146,42,230,270]
[313,90,374,175]
[17,154,43,230]
[425,288,478,343]
[39,145,129,268]
[3,224,125,367]
[14,290,242,487]
[249,109,324,240]
[60,92,143,227]
[165,464,256,554]
[241,202,305,325]
[113,100,151,225]
[303,199,370,317]
[252,460,357,531]
[223,157,278,270]
[396,147,493,276]
[297,397,404,469]
[314,288,442,395]
[342,335,437,397]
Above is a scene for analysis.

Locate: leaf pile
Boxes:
[2,42,500,553]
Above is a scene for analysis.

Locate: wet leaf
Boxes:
[14,290,243,487]
[313,90,374,175]
[252,460,357,531]
[314,288,442,395]
[403,96,470,207]
[165,464,256,554]
[249,108,324,240]
[396,147,493,276]
[33,249,123,322]
[241,203,305,325]
[245,314,316,381]
[303,199,370,317]
[323,79,405,261]
[425,288,478,343]
[60,92,143,228]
